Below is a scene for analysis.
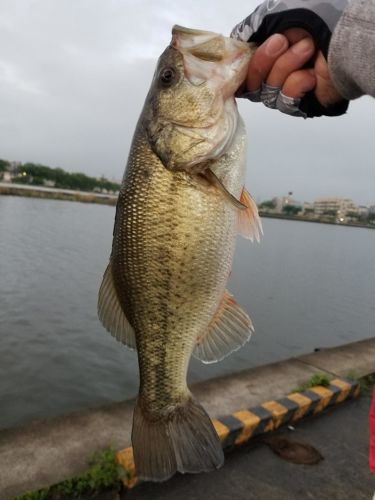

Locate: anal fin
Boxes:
[238,188,263,242]
[193,291,253,364]
[97,262,136,350]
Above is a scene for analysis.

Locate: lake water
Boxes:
[1,196,374,430]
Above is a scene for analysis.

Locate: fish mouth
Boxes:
[171,25,249,57]
[171,25,251,97]
[172,25,215,36]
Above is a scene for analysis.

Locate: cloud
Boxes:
[0,60,45,95]
[0,0,374,205]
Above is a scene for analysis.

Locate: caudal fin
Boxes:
[132,397,224,482]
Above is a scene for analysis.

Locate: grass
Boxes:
[346,371,375,397]
[293,371,375,397]
[15,448,124,500]
[291,373,331,393]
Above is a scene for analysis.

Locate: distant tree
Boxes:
[0,159,9,172]
[12,161,121,192]
[304,208,315,215]
[282,204,301,216]
[259,200,276,210]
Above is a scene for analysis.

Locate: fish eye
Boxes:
[159,67,176,87]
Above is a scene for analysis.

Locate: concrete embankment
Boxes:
[1,338,374,499]
[260,212,375,230]
[0,182,117,206]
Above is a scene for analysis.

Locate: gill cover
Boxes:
[143,26,252,172]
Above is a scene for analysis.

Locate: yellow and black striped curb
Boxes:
[116,377,360,488]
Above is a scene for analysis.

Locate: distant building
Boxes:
[369,205,375,214]
[1,171,12,182]
[8,161,21,175]
[313,198,358,220]
[357,205,369,216]
[302,201,315,215]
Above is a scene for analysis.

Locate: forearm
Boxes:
[329,0,375,99]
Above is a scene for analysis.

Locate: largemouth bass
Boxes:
[98,25,262,482]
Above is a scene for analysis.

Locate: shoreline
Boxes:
[0,182,117,206]
[1,183,374,229]
[259,211,375,230]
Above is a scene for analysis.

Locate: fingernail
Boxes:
[264,34,288,56]
[291,37,314,55]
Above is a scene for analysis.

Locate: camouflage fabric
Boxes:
[231,0,348,42]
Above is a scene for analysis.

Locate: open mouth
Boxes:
[171,25,251,97]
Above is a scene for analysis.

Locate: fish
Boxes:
[98,25,262,482]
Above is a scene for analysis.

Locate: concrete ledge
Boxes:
[116,377,360,489]
[1,338,373,499]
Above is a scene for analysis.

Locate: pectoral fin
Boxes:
[238,188,263,242]
[193,290,253,364]
[204,168,247,210]
[97,262,136,350]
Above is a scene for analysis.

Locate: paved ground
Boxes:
[124,394,375,500]
[2,340,375,499]
[3,339,375,499]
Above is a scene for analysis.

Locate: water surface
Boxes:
[1,196,374,429]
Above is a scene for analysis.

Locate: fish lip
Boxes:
[171,25,251,94]
[171,24,250,55]
[172,25,217,37]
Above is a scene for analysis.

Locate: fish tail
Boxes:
[132,396,224,482]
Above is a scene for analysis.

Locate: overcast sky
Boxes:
[1,0,374,205]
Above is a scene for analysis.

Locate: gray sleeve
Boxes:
[328,0,375,100]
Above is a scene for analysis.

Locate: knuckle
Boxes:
[286,71,302,87]
[272,57,293,78]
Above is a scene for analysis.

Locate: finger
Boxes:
[282,69,316,99]
[314,51,343,107]
[283,28,311,45]
[266,37,315,88]
[246,34,289,92]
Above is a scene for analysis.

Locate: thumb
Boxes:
[314,51,343,107]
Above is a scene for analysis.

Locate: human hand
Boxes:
[231,0,350,118]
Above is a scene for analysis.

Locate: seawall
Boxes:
[0,338,374,499]
[0,182,117,206]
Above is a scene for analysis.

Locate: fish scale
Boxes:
[112,127,236,413]
[98,25,261,482]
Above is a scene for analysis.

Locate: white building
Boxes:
[2,171,12,182]
[313,198,358,219]
[357,205,369,217]
[302,201,315,214]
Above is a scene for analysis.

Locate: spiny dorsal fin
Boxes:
[97,262,136,350]
[193,290,253,364]
[238,188,263,242]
